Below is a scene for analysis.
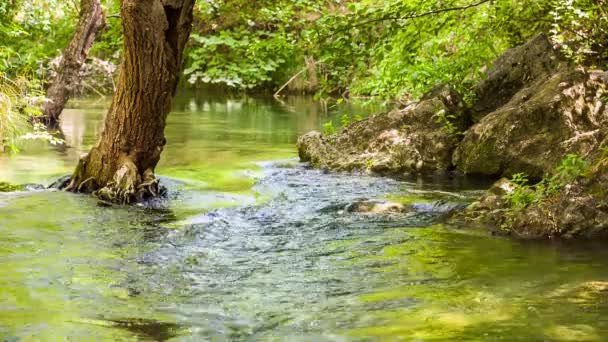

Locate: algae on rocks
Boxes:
[0,182,23,192]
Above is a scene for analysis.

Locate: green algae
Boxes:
[0,182,23,192]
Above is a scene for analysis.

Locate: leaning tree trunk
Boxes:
[43,0,105,125]
[61,0,195,204]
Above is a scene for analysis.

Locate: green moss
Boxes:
[0,182,23,192]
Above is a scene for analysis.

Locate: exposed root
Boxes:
[49,175,72,190]
[94,162,138,204]
[60,156,166,205]
[137,168,160,198]
[93,164,164,204]
[77,177,96,192]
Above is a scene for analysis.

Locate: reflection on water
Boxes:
[0,91,375,186]
[2,93,608,341]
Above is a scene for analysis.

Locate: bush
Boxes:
[0,75,63,153]
[506,154,590,209]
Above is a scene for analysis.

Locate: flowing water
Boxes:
[2,92,608,341]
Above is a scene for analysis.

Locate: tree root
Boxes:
[94,163,160,204]
[60,156,166,205]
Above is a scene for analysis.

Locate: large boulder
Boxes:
[297,85,467,175]
[455,141,608,239]
[471,33,566,122]
[454,69,608,179]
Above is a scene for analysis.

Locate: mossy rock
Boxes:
[297,84,467,175]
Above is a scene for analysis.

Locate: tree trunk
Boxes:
[43,0,106,125]
[61,0,195,204]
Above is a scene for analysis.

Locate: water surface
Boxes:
[1,92,608,341]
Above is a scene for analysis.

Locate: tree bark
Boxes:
[61,0,196,204]
[43,0,106,125]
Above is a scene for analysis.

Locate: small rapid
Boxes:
[124,162,479,340]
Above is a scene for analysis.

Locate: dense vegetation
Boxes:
[4,0,608,95]
[184,0,608,100]
[1,0,607,151]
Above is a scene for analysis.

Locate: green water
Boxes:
[2,93,608,341]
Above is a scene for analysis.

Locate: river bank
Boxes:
[298,34,608,239]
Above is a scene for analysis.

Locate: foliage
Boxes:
[340,114,350,127]
[506,154,589,209]
[2,0,606,101]
[0,75,63,153]
[185,30,296,88]
[434,109,462,136]
[505,173,536,209]
[549,0,608,67]
[0,76,30,153]
[183,0,320,89]
[0,0,121,79]
[323,120,336,135]
[91,0,123,63]
[307,0,551,100]
[182,0,605,100]
[0,0,78,77]
[553,153,588,182]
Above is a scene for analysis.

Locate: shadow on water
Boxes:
[99,318,183,341]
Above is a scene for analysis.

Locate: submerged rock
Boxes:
[345,199,410,214]
[298,84,467,175]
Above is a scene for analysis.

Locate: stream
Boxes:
[2,92,608,341]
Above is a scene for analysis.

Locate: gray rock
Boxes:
[297,84,467,175]
[454,70,608,179]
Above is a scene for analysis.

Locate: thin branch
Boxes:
[274,68,308,97]
[339,0,492,32]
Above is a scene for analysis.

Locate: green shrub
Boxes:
[505,173,536,209]
[323,120,336,135]
[434,109,462,136]
[506,154,589,210]
[0,75,63,153]
[340,114,350,128]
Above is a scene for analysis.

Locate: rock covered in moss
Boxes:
[297,84,467,175]
[457,150,608,239]
[0,182,23,192]
[471,33,566,122]
[345,199,410,214]
[454,69,608,179]
[509,155,608,239]
[0,182,44,192]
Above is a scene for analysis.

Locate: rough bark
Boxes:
[42,0,106,124]
[61,0,195,204]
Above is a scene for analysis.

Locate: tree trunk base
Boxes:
[60,155,166,204]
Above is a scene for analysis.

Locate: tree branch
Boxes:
[344,0,492,31]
